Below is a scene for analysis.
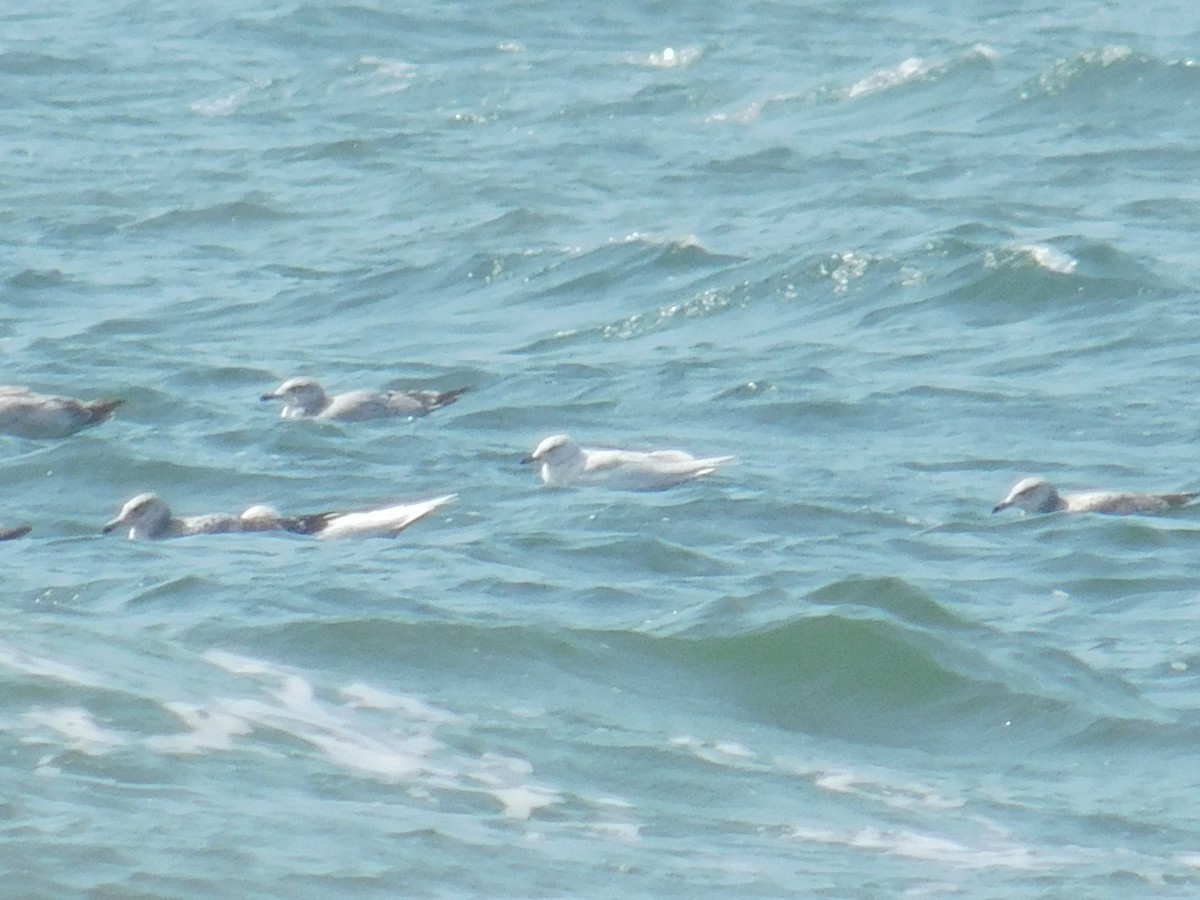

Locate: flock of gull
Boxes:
[0,378,738,542]
[1,379,1197,543]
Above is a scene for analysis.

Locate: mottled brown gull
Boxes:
[992,477,1200,516]
[0,386,123,439]
[260,377,468,421]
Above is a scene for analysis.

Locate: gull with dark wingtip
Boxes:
[103,492,456,540]
[992,476,1200,516]
[0,386,123,439]
[261,377,469,422]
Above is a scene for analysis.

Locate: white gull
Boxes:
[992,476,1199,516]
[103,492,455,540]
[521,433,733,490]
[261,377,469,421]
[0,386,123,439]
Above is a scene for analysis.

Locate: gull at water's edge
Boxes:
[261,377,470,421]
[522,433,734,490]
[992,476,1200,515]
[103,492,456,540]
[0,385,124,439]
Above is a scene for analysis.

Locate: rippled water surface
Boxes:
[6,1,1200,895]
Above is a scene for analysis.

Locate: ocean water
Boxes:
[5,0,1200,895]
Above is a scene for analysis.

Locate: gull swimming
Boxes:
[992,476,1200,515]
[261,377,469,421]
[102,492,455,540]
[272,494,456,539]
[0,386,123,439]
[521,433,733,490]
[0,523,31,541]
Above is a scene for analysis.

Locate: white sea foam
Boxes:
[1020,244,1079,274]
[983,243,1079,275]
[202,648,283,677]
[144,701,253,754]
[706,99,766,124]
[995,244,1077,274]
[490,785,564,820]
[195,650,566,820]
[273,673,317,710]
[0,644,105,688]
[625,46,701,69]
[21,707,127,755]
[847,47,995,101]
[670,735,763,769]
[360,56,416,80]
[303,728,432,780]
[779,757,964,811]
[359,56,416,93]
[1034,45,1132,96]
[847,57,928,99]
[191,89,249,117]
[820,251,873,293]
[790,824,1046,870]
[471,753,563,819]
[586,822,643,842]
[340,683,459,723]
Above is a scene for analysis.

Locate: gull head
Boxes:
[104,492,171,539]
[522,433,587,485]
[261,377,328,416]
[521,433,580,466]
[993,477,1062,515]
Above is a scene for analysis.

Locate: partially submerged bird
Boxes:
[261,377,469,422]
[102,492,455,540]
[102,493,290,541]
[0,523,31,541]
[992,476,1200,516]
[522,433,733,490]
[275,493,457,539]
[0,385,124,439]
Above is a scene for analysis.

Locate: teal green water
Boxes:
[5,2,1200,895]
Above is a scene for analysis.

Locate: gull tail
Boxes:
[283,494,457,539]
[1162,491,1200,508]
[84,398,125,426]
[415,386,470,413]
[693,455,735,477]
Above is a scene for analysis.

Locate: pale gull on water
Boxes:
[521,433,733,490]
[261,377,469,421]
[992,476,1200,515]
[102,492,456,540]
[0,386,123,439]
